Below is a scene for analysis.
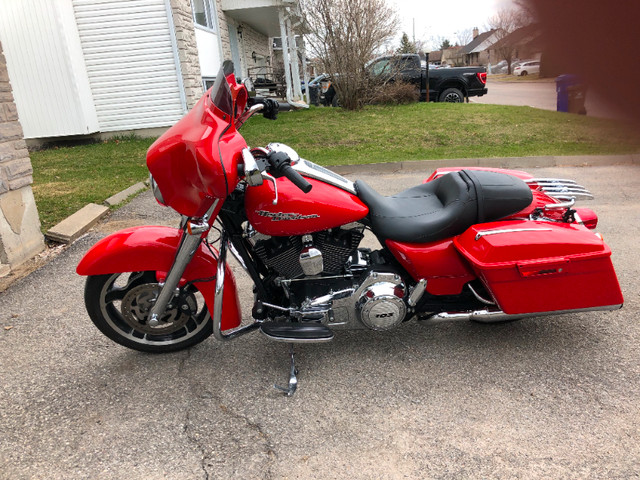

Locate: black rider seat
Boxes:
[354,170,533,244]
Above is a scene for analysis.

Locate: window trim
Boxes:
[192,0,217,33]
[203,77,217,91]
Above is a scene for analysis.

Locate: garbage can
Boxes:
[309,84,320,106]
[556,75,587,114]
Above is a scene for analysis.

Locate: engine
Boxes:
[245,222,409,330]
[248,223,364,279]
[356,279,407,330]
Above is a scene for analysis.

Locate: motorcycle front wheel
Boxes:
[84,271,213,353]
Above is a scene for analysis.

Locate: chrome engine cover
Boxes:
[295,271,408,330]
[356,281,407,330]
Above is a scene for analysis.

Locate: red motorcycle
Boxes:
[77,62,623,395]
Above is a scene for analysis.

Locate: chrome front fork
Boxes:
[147,202,218,327]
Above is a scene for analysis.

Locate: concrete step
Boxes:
[46,203,109,244]
[104,182,146,207]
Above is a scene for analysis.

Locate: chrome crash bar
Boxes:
[212,230,263,341]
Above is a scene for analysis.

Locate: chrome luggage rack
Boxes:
[525,178,594,201]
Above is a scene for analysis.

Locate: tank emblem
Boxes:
[256,210,320,221]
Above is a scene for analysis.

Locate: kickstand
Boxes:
[274,343,298,396]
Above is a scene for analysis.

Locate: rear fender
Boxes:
[76,226,241,330]
[423,167,534,183]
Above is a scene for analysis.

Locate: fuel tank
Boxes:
[245,173,368,236]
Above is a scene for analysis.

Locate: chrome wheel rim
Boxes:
[444,92,462,102]
[99,272,210,346]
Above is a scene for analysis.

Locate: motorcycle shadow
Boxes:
[174,313,608,399]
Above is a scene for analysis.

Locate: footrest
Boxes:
[260,322,334,343]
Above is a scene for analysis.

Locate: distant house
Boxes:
[441,46,462,67]
[0,0,305,140]
[428,49,443,66]
[489,24,544,67]
[451,28,498,67]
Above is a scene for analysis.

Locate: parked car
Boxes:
[490,60,508,74]
[513,60,540,76]
[301,73,329,93]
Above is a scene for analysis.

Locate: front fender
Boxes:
[77,226,241,330]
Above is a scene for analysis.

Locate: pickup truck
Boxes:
[369,53,488,102]
[324,53,488,105]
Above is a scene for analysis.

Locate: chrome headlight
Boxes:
[149,174,166,206]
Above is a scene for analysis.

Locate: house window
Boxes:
[203,77,216,90]
[192,0,216,31]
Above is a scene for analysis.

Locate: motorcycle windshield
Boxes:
[210,63,233,119]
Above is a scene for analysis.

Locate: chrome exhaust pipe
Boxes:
[421,303,623,324]
[421,309,516,324]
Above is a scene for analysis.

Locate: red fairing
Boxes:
[76,226,242,330]
[454,220,623,314]
[386,239,476,295]
[146,92,244,218]
[245,177,369,236]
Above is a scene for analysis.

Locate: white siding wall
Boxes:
[73,0,186,131]
[0,0,100,138]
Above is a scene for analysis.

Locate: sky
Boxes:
[390,0,516,50]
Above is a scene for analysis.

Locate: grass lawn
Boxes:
[242,103,640,165]
[31,103,640,231]
[30,137,155,231]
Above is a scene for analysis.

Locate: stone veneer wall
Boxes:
[0,40,44,272]
[239,24,271,75]
[169,0,204,109]
[214,0,270,78]
[214,0,232,63]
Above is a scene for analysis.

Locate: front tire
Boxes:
[84,271,213,353]
[438,88,464,102]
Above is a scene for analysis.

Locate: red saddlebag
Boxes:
[453,220,623,314]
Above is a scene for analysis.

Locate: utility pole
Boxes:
[412,18,415,45]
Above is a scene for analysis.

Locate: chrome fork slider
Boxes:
[148,202,219,326]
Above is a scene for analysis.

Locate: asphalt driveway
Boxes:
[472,79,630,121]
[1,163,639,479]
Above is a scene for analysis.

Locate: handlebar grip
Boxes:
[282,165,312,193]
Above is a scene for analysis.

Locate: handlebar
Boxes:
[267,151,312,194]
[247,98,293,120]
[281,164,312,193]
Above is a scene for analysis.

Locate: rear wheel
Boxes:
[84,271,212,353]
[520,70,528,76]
[438,88,464,102]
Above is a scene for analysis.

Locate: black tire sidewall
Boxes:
[84,274,213,353]
[438,88,464,102]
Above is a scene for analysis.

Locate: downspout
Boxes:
[164,0,188,113]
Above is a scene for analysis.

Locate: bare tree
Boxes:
[302,0,399,110]
[455,28,474,47]
[487,7,532,74]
